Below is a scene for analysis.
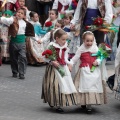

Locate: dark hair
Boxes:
[17,8,26,16]
[82,31,94,40]
[49,9,58,16]
[29,11,37,18]
[64,14,73,21]
[54,29,67,39]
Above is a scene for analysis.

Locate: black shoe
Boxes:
[81,105,86,109]
[86,108,92,114]
[56,108,64,113]
[86,105,92,114]
[19,74,25,79]
[12,74,17,78]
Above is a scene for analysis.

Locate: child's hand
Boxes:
[60,11,65,14]
[93,61,98,66]
[22,6,28,10]
[51,61,60,68]
[68,64,72,72]
[37,40,42,44]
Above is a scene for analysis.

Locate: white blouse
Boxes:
[0,17,26,35]
[0,0,17,3]
[71,0,113,25]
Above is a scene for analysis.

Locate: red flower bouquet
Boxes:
[93,17,104,26]
[45,21,52,27]
[42,45,65,77]
[44,21,54,32]
[85,16,119,33]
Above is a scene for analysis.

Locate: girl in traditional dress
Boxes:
[44,9,58,29]
[0,10,13,62]
[52,0,74,19]
[26,11,46,65]
[40,19,64,49]
[41,28,77,113]
[69,31,107,113]
[70,0,113,45]
[63,14,80,60]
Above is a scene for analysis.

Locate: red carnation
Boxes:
[45,21,52,27]
[46,50,52,55]
[85,26,90,30]
[42,50,53,56]
[113,15,115,18]
[112,2,115,5]
[93,17,103,26]
[42,51,47,56]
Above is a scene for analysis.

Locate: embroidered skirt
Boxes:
[26,37,44,64]
[115,82,120,101]
[41,65,77,107]
[74,68,107,105]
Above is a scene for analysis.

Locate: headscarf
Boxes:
[78,31,98,53]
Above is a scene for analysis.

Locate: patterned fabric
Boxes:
[74,68,107,105]
[26,38,44,64]
[69,35,80,54]
[0,24,10,59]
[115,81,120,101]
[41,65,77,107]
[115,65,120,101]
[80,0,105,25]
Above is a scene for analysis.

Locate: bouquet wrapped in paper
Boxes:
[91,43,112,72]
[85,16,119,32]
[42,45,65,77]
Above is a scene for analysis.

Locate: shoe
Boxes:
[86,105,92,114]
[86,108,92,114]
[56,108,64,113]
[19,74,25,79]
[12,74,17,78]
[81,105,86,109]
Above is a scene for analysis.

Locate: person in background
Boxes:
[26,11,46,65]
[70,0,113,45]
[0,8,35,79]
[36,0,54,26]
[52,0,74,19]
[18,0,30,20]
[0,0,20,12]
[44,9,58,29]
[0,10,14,63]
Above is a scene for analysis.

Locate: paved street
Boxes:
[0,62,120,120]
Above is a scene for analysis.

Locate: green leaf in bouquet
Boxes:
[57,66,65,77]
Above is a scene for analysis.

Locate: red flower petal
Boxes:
[45,21,52,27]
